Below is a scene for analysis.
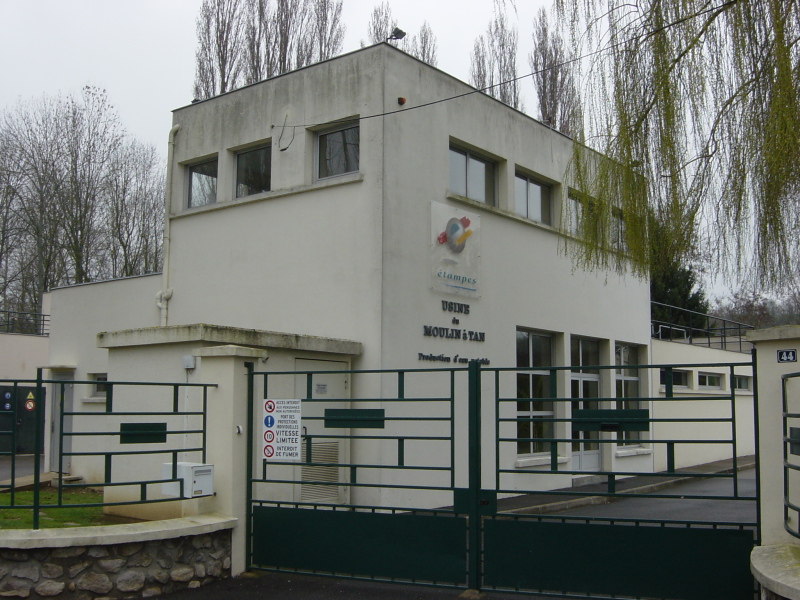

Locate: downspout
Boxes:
[157,124,180,326]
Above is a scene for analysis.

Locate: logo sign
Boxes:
[431,202,481,297]
[779,349,798,363]
[262,399,301,462]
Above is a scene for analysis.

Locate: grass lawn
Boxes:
[0,488,141,529]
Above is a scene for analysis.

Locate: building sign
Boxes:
[778,349,798,363]
[262,399,301,462]
[417,300,490,364]
[431,203,481,297]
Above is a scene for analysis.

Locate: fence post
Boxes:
[32,368,43,530]
[467,360,482,590]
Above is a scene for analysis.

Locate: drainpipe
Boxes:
[157,124,180,326]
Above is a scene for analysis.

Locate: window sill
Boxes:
[82,396,107,404]
[615,447,652,458]
[174,173,364,219]
[515,455,569,469]
[446,193,561,235]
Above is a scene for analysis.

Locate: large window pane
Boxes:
[236,146,271,197]
[517,329,554,455]
[318,124,359,178]
[449,149,467,197]
[514,176,527,217]
[188,159,218,208]
[515,174,552,224]
[449,146,495,205]
[467,156,487,203]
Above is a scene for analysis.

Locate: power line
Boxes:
[275,0,742,129]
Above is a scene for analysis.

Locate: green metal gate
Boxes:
[246,359,759,599]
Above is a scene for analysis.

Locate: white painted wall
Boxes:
[0,334,48,381]
[650,340,755,471]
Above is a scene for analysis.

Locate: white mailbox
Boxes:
[162,462,214,498]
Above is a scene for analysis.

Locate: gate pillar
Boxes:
[749,326,800,547]
[195,345,267,576]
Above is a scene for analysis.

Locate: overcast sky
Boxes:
[1,0,548,149]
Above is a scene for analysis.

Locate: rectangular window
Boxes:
[516,330,554,455]
[188,159,218,208]
[698,372,723,389]
[236,145,271,197]
[91,373,108,397]
[660,369,690,388]
[615,344,641,446]
[734,375,751,391]
[449,147,496,205]
[515,173,551,224]
[611,206,626,251]
[317,123,359,179]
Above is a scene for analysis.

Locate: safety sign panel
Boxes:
[262,399,301,462]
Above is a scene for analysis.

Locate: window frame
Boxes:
[734,375,752,391]
[660,368,691,388]
[187,157,219,208]
[448,146,497,206]
[514,172,552,225]
[235,144,272,198]
[315,121,360,180]
[698,372,723,389]
[516,329,555,456]
[615,343,642,446]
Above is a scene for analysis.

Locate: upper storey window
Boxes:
[188,159,218,208]
[236,145,271,197]
[449,147,496,205]
[515,173,551,224]
[317,122,360,179]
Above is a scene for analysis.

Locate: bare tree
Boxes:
[57,87,124,284]
[102,141,165,278]
[0,90,165,314]
[193,0,245,100]
[311,0,345,62]
[470,2,522,109]
[240,0,344,85]
[407,21,438,66]
[365,2,397,45]
[529,7,578,135]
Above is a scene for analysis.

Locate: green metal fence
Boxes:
[246,358,759,599]
[782,370,800,538]
[0,368,216,529]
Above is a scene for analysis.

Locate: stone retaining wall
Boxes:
[0,526,231,599]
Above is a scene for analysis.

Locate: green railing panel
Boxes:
[324,408,385,429]
[252,506,467,583]
[119,422,168,444]
[571,408,650,432]
[483,518,754,600]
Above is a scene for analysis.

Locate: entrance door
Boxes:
[571,337,601,472]
[293,359,349,504]
[571,376,600,471]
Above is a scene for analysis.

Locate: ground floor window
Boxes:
[615,343,641,446]
[516,330,554,455]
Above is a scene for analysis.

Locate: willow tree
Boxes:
[554,0,800,292]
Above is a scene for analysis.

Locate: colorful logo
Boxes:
[437,217,472,254]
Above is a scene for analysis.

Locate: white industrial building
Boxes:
[40,44,753,516]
